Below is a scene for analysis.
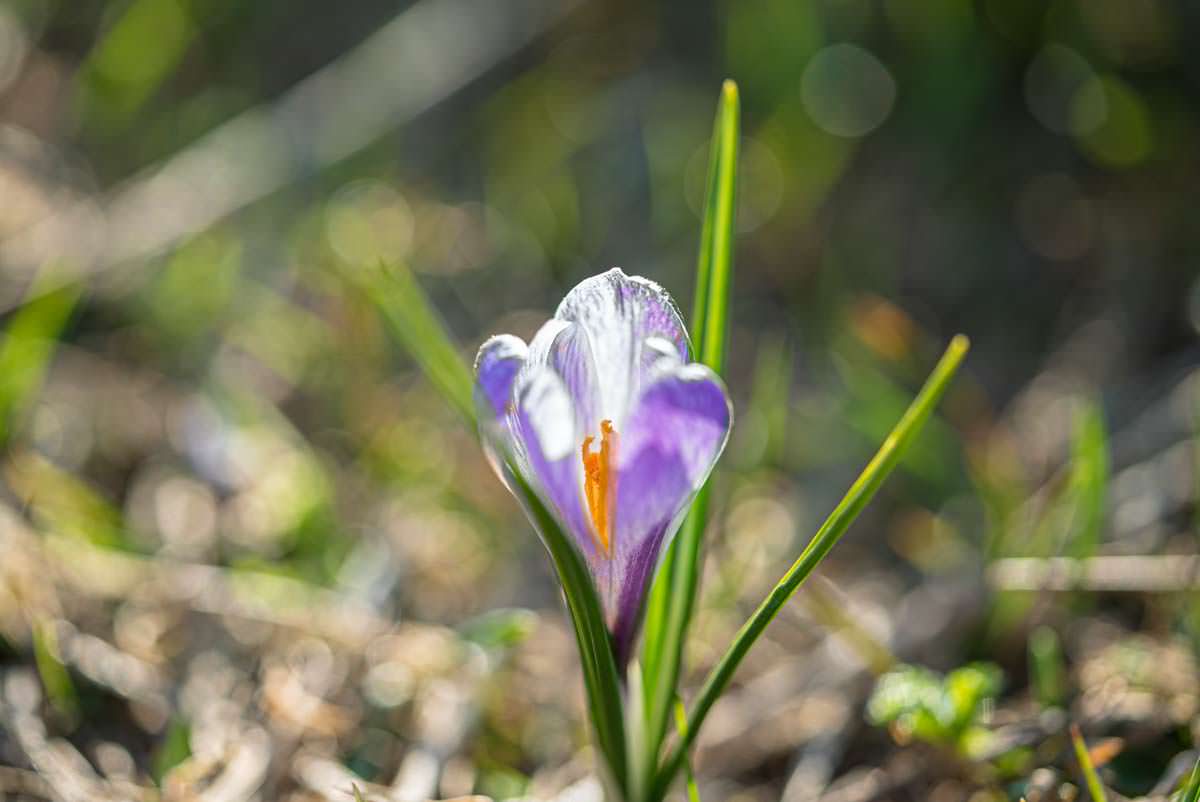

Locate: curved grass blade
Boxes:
[353,260,475,427]
[509,467,628,788]
[33,620,78,722]
[642,78,739,771]
[1065,400,1108,559]
[0,277,80,446]
[353,259,628,790]
[1180,756,1200,802]
[673,699,701,802]
[652,335,970,800]
[1070,724,1110,802]
[1028,625,1064,709]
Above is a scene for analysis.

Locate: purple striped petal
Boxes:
[504,366,603,562]
[474,335,528,421]
[554,268,690,425]
[528,319,602,437]
[473,269,733,668]
[475,329,604,562]
[607,363,732,661]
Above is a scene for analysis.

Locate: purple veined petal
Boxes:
[474,334,528,421]
[475,329,610,588]
[606,362,733,663]
[554,268,691,426]
[473,270,734,669]
[504,366,605,564]
[528,318,602,438]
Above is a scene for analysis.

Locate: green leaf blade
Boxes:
[1066,399,1108,559]
[641,79,740,776]
[1180,756,1200,802]
[1070,724,1110,802]
[510,468,628,788]
[652,335,970,799]
[352,260,476,427]
[353,259,629,792]
[0,280,81,445]
[692,78,740,374]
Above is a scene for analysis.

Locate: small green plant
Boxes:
[867,662,1003,760]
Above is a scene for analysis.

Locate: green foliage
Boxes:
[477,765,530,800]
[141,234,242,347]
[672,699,701,802]
[153,717,193,784]
[459,608,538,650]
[507,468,628,789]
[641,78,739,784]
[0,278,80,445]
[358,81,970,802]
[355,255,634,793]
[351,261,475,427]
[1028,625,1065,709]
[352,261,627,788]
[32,621,78,722]
[1178,757,1200,802]
[653,335,969,799]
[7,2,1200,798]
[77,0,197,130]
[9,452,127,548]
[1064,400,1109,559]
[867,662,1003,755]
[1071,724,1110,802]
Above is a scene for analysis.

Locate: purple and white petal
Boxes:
[505,366,601,562]
[474,335,528,421]
[607,364,732,661]
[472,268,733,668]
[554,268,690,425]
[527,318,602,437]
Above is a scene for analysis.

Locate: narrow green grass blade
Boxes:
[1070,724,1110,802]
[1180,756,1200,802]
[624,661,651,802]
[510,467,628,788]
[1066,400,1108,558]
[804,577,895,676]
[673,699,702,802]
[351,261,475,427]
[352,259,628,790]
[692,78,740,370]
[1028,625,1064,709]
[33,620,78,722]
[152,716,192,784]
[652,336,969,799]
[642,78,739,772]
[0,280,80,445]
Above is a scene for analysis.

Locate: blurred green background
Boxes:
[0,0,1198,800]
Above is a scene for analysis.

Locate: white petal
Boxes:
[512,366,575,462]
[553,268,689,425]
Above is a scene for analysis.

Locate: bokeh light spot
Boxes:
[1024,45,1106,135]
[1014,173,1095,262]
[0,9,28,95]
[1076,77,1153,167]
[801,44,896,138]
[325,181,414,267]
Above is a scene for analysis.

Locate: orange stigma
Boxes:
[581,419,617,556]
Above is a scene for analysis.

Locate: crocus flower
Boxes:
[474,268,732,663]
